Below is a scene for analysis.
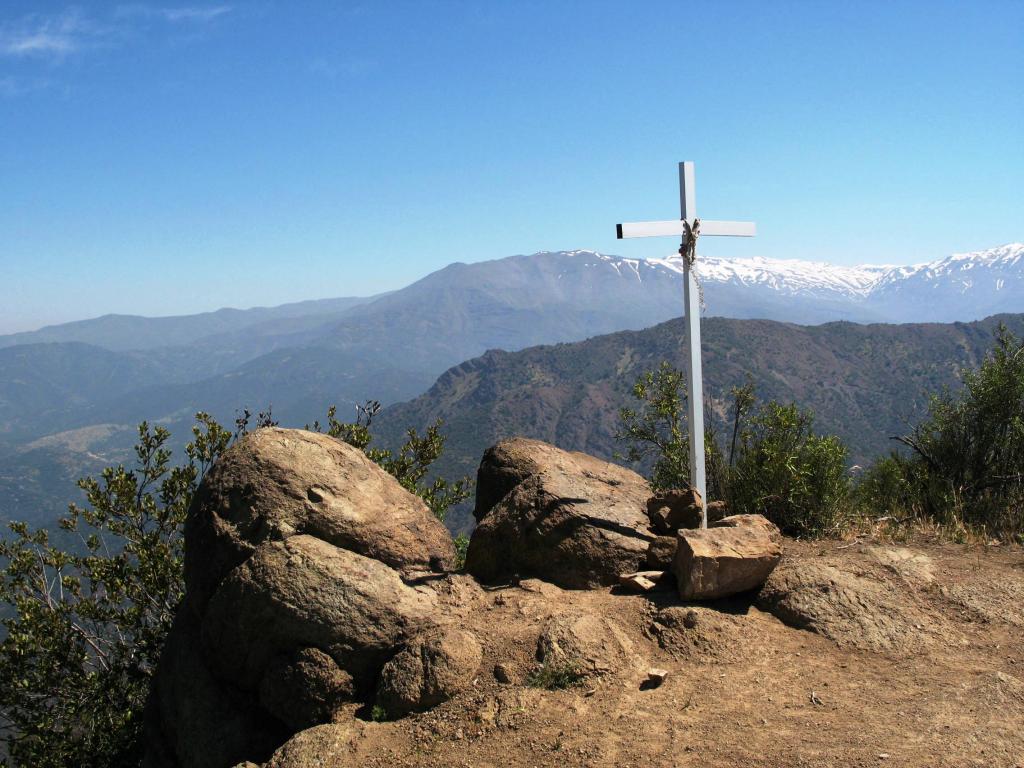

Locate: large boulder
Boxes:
[375,628,482,718]
[202,534,438,692]
[146,427,464,768]
[466,438,654,588]
[185,428,455,612]
[674,515,782,600]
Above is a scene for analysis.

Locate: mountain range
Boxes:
[1,242,1020,531]
[375,312,1024,532]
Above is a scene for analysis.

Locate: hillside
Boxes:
[2,247,1021,534]
[377,313,1024,532]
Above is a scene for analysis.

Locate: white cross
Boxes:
[616,161,755,528]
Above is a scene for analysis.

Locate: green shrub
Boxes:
[617,364,851,537]
[526,661,585,690]
[0,415,231,768]
[0,405,468,767]
[729,402,851,537]
[615,361,725,493]
[859,325,1024,540]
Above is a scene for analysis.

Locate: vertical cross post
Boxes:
[615,162,756,529]
[678,162,707,526]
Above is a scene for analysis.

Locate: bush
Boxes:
[615,361,726,493]
[860,325,1024,540]
[0,415,231,768]
[0,406,468,767]
[617,364,851,537]
[729,402,851,537]
[526,661,585,690]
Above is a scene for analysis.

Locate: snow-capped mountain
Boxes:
[549,243,1023,324]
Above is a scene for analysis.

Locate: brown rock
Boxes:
[258,647,354,732]
[202,535,438,692]
[493,662,515,684]
[466,439,653,588]
[143,609,286,768]
[537,611,635,676]
[644,668,669,688]
[184,428,455,612]
[674,523,782,600]
[705,500,729,523]
[711,513,783,543]
[375,628,482,717]
[756,561,932,652]
[264,723,359,768]
[618,571,664,592]
[645,535,677,570]
[646,488,703,534]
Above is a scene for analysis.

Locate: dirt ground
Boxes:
[308,538,1024,768]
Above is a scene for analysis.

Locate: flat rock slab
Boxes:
[466,438,653,588]
[756,560,934,653]
[674,516,782,600]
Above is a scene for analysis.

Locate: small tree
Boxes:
[0,414,232,768]
[615,362,726,496]
[864,325,1024,539]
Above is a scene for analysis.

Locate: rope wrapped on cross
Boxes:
[680,218,700,267]
[680,218,704,308]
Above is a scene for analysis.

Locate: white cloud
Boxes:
[0,11,92,59]
[114,4,232,24]
[0,5,232,64]
[160,6,232,23]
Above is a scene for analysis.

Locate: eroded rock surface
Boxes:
[757,560,932,652]
[145,428,457,768]
[536,611,635,676]
[466,438,653,588]
[375,628,482,717]
[185,428,455,611]
[674,515,782,599]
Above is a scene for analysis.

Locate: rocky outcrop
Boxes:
[756,560,932,652]
[536,611,635,676]
[375,628,482,717]
[466,438,654,588]
[647,488,703,533]
[202,535,438,692]
[184,428,455,612]
[674,515,782,600]
[145,428,456,768]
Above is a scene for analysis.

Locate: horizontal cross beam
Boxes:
[616,219,756,239]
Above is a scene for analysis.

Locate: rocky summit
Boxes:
[144,431,1024,768]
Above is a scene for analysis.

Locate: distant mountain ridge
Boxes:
[375,312,1024,533]
[4,244,1021,352]
[1,243,1020,532]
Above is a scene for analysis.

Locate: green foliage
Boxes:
[859,325,1024,540]
[370,704,388,722]
[526,661,585,690]
[615,362,723,493]
[0,414,232,768]
[617,364,851,537]
[310,401,471,522]
[453,533,470,570]
[616,362,689,490]
[729,402,851,537]
[1,402,468,766]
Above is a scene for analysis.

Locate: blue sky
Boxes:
[1,1,1021,333]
